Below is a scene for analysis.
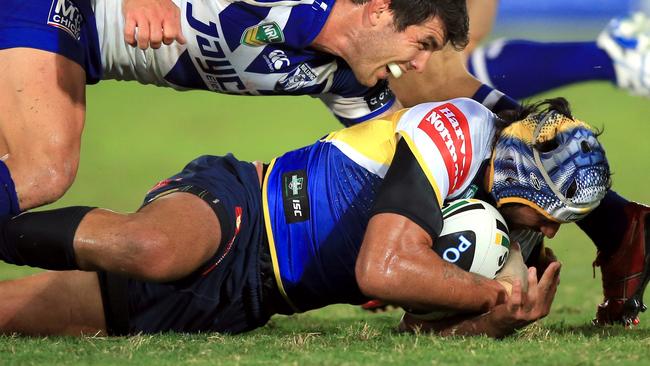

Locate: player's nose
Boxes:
[410,49,433,72]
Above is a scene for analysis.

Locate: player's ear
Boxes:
[366,0,391,25]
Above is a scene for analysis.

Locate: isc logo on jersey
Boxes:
[47,0,84,41]
[418,103,473,193]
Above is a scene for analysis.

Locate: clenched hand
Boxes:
[123,0,187,49]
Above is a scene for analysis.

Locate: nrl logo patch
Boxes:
[48,0,84,41]
[241,22,285,47]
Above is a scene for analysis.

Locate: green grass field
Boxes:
[1,80,649,365]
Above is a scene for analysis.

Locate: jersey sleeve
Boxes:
[317,77,396,126]
[371,139,444,239]
[394,98,496,204]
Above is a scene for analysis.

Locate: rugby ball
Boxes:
[432,199,511,279]
[408,199,511,321]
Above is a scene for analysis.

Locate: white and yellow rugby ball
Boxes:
[408,199,511,321]
[433,199,511,279]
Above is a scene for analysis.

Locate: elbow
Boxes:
[11,146,80,209]
[355,257,397,299]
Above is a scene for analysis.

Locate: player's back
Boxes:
[262,98,498,313]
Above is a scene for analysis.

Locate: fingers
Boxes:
[538,261,561,289]
[522,267,538,313]
[123,0,185,49]
[544,246,557,263]
[124,16,137,47]
[535,261,562,316]
[508,279,523,311]
[162,9,186,45]
[527,267,537,294]
[136,19,152,50]
[149,20,163,49]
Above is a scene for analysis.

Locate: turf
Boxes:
[0,80,649,365]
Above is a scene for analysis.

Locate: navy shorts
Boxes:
[98,154,275,335]
[0,0,102,83]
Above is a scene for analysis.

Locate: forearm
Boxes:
[356,214,507,313]
[372,248,506,313]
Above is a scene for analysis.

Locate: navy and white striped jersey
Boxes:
[94,0,395,124]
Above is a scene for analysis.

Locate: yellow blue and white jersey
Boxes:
[93,0,393,124]
[262,98,498,312]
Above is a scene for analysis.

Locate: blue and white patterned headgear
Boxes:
[489,109,610,222]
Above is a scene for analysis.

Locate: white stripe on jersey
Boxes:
[481,88,505,111]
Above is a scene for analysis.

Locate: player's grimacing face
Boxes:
[350,14,446,86]
[499,204,561,239]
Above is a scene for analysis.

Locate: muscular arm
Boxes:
[355,213,507,313]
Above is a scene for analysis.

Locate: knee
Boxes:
[121,226,180,282]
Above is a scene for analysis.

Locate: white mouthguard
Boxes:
[387,63,402,79]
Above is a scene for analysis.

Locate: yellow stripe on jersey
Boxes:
[323,109,409,166]
[261,158,299,312]
[399,133,444,207]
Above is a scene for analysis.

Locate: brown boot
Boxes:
[593,201,650,326]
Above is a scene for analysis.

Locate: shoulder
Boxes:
[393,98,497,198]
[395,98,496,147]
[397,98,493,127]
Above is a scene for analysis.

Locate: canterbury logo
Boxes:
[269,50,290,70]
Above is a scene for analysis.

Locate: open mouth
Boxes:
[387,63,403,78]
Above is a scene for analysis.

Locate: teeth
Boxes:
[387,63,402,78]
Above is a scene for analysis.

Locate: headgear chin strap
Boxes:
[491,110,610,222]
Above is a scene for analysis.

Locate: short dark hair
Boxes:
[350,0,469,50]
